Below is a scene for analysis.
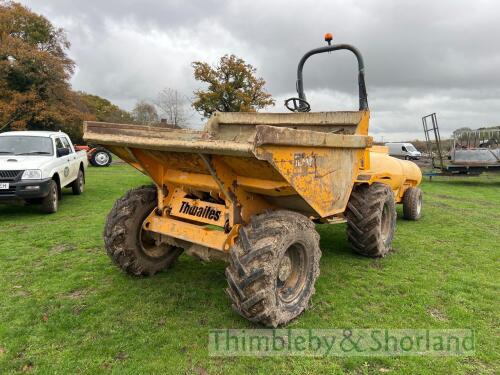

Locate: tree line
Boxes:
[0,1,274,142]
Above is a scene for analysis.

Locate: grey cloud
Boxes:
[21,0,500,139]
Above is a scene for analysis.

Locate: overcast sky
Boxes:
[22,0,500,141]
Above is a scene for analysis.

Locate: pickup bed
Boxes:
[0,131,88,213]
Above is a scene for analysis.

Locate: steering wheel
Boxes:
[285,97,311,113]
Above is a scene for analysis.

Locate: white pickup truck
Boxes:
[0,131,88,213]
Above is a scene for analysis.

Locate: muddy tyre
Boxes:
[104,185,183,276]
[41,180,58,213]
[225,210,321,327]
[402,187,422,220]
[345,183,396,257]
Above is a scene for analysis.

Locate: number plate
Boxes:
[0,183,9,190]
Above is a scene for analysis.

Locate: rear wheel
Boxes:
[345,183,396,257]
[41,180,58,214]
[225,210,321,327]
[104,185,183,276]
[71,169,85,195]
[403,187,423,220]
[91,149,112,167]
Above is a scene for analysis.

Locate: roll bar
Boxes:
[296,44,369,111]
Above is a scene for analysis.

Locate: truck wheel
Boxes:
[91,149,112,167]
[403,187,422,220]
[104,185,182,276]
[71,169,85,195]
[41,180,58,214]
[225,210,321,327]
[345,183,396,257]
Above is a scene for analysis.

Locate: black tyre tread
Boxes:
[71,169,84,195]
[225,210,321,327]
[345,183,396,257]
[403,187,422,221]
[103,185,182,276]
[41,180,58,214]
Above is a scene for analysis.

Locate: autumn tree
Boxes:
[155,87,187,128]
[0,1,82,138]
[0,2,133,142]
[192,54,275,118]
[132,100,158,125]
[76,92,134,124]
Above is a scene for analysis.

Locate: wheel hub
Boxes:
[95,152,109,165]
[276,242,310,305]
[278,255,292,282]
[381,204,390,242]
[139,226,171,258]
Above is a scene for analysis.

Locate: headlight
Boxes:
[21,169,42,180]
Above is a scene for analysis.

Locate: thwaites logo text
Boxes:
[180,201,222,221]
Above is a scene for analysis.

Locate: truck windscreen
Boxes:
[0,136,53,156]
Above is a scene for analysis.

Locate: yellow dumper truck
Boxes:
[84,40,422,327]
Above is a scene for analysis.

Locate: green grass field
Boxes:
[0,165,498,374]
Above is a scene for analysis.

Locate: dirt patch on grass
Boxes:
[427,201,452,208]
[427,307,448,321]
[21,362,34,373]
[434,194,494,207]
[85,247,102,254]
[3,224,29,230]
[13,290,31,297]
[11,285,32,297]
[459,357,494,374]
[435,194,454,200]
[369,261,385,270]
[50,243,76,254]
[72,305,87,315]
[433,239,452,244]
[114,351,128,361]
[157,318,166,326]
[67,289,87,299]
[195,367,209,375]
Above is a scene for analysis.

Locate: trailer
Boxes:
[422,113,499,177]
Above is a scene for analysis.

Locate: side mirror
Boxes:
[57,147,70,157]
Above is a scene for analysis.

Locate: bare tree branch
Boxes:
[154,87,188,128]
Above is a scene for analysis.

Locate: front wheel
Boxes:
[104,185,183,276]
[225,210,321,327]
[41,180,58,214]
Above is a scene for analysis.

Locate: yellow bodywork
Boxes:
[84,110,421,253]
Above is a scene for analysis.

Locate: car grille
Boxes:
[0,170,24,182]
